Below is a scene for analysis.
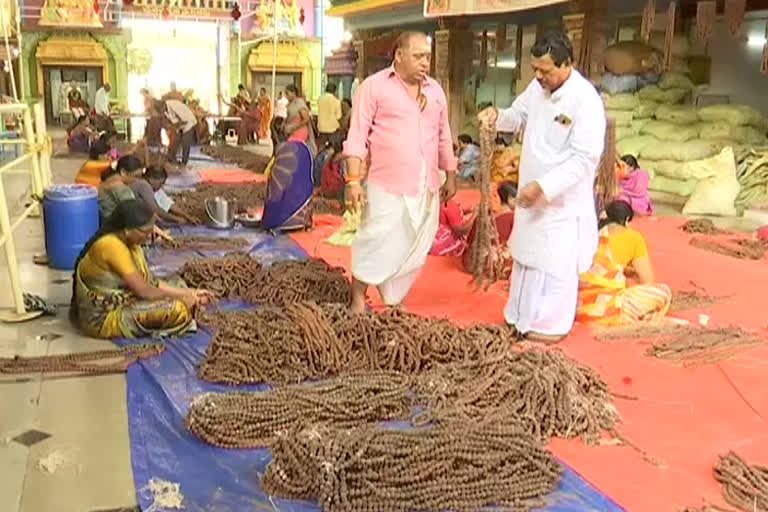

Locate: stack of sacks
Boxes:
[697,104,768,146]
[649,32,692,75]
[607,71,694,148]
[601,41,661,140]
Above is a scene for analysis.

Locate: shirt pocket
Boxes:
[544,118,572,151]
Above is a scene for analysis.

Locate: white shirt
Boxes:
[94,87,110,116]
[165,99,197,133]
[496,70,605,278]
[275,96,289,118]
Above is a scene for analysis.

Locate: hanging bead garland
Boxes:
[724,0,746,37]
[695,1,716,52]
[663,1,676,72]
[762,22,768,76]
[641,0,656,44]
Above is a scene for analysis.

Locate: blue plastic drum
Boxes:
[43,185,99,270]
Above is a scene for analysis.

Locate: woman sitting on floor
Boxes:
[98,155,144,222]
[617,154,654,216]
[462,181,517,278]
[320,137,345,201]
[71,199,214,339]
[261,140,314,232]
[74,139,112,188]
[67,115,97,154]
[430,199,477,257]
[457,134,480,180]
[577,200,671,326]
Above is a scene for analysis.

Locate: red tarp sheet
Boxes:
[292,190,768,511]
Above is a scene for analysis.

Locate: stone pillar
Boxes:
[517,25,538,95]
[92,32,130,108]
[352,40,365,82]
[434,29,450,96]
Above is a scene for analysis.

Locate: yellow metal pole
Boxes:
[33,103,52,187]
[21,108,42,217]
[0,170,26,315]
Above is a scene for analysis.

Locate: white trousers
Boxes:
[351,165,438,306]
[504,261,579,336]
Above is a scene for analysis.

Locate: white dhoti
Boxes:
[504,261,579,336]
[351,163,438,306]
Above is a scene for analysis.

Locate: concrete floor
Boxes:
[0,151,138,512]
[0,136,763,512]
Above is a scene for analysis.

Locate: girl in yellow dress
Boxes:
[577,200,671,326]
[71,199,215,339]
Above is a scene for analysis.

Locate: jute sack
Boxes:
[698,123,768,146]
[698,104,763,127]
[683,147,740,216]
[648,175,697,197]
[606,109,634,127]
[640,139,724,162]
[603,42,661,75]
[658,72,694,91]
[604,93,640,111]
[654,104,699,125]
[637,86,688,104]
[617,135,658,156]
[633,100,658,119]
[640,120,699,143]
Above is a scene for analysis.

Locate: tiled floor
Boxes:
[0,139,762,511]
[0,154,138,512]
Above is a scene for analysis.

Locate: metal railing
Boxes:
[0,102,52,318]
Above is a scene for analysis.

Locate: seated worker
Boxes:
[463,181,517,278]
[143,166,199,224]
[70,199,214,339]
[261,141,313,232]
[457,134,480,180]
[577,200,671,325]
[320,136,345,201]
[67,115,96,154]
[74,139,112,187]
[617,154,654,216]
[98,155,144,223]
[430,200,477,257]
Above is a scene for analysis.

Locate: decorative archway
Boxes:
[247,40,314,98]
[35,36,109,92]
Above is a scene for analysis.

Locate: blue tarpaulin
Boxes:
[145,225,305,278]
[118,233,625,512]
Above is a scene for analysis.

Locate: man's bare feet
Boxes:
[349,277,368,314]
[350,296,366,314]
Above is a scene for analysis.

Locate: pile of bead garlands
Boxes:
[184,298,620,512]
[181,256,351,306]
[171,183,268,223]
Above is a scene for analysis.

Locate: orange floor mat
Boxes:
[293,212,768,511]
[198,168,266,184]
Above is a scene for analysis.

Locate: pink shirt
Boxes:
[344,66,457,196]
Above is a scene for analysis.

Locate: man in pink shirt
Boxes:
[344,31,458,313]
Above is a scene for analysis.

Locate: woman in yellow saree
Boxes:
[71,199,215,339]
[577,200,672,325]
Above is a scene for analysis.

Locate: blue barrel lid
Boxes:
[44,184,98,201]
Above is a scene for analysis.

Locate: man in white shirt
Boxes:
[93,83,114,131]
[275,91,289,120]
[165,98,198,166]
[480,31,605,343]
